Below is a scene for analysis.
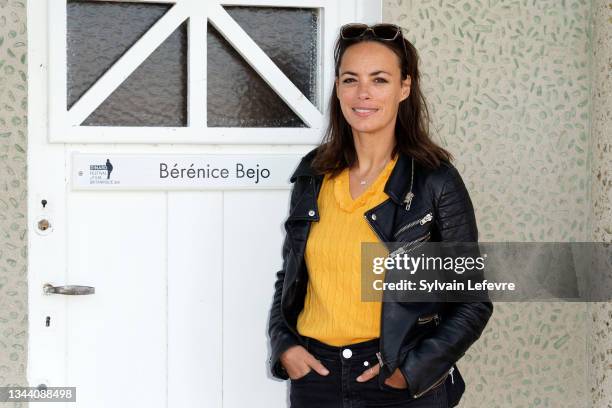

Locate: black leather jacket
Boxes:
[267,146,493,400]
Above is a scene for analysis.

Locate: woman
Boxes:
[268,23,493,407]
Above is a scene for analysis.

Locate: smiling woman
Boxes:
[311,23,453,179]
[336,42,410,135]
[267,22,493,408]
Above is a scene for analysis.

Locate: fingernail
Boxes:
[322,369,329,375]
[356,376,362,382]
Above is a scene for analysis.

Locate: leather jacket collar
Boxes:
[289,146,415,209]
[290,148,414,220]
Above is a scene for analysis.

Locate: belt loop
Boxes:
[375,351,385,368]
[305,337,310,351]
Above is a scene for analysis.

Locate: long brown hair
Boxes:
[311,27,453,177]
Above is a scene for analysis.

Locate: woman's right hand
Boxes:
[280,345,330,380]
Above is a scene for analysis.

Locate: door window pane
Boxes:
[66,2,319,128]
[207,6,319,127]
[67,1,187,127]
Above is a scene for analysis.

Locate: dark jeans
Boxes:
[290,336,448,408]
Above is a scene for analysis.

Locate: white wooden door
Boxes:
[26,1,381,407]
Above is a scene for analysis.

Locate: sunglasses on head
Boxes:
[340,23,402,40]
[340,23,408,61]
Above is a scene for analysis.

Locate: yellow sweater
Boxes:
[296,154,398,346]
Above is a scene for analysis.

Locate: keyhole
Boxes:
[38,219,50,231]
[45,316,51,327]
[41,199,47,208]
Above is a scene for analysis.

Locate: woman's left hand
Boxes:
[356,363,409,389]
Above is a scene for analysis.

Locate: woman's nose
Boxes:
[357,83,371,99]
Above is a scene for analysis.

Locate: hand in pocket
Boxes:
[280,345,330,380]
[356,363,409,390]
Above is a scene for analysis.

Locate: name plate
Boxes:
[71,152,302,190]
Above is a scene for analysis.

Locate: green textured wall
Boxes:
[0,0,28,406]
[383,0,610,407]
[384,0,591,242]
[588,1,612,407]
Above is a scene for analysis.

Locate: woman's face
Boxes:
[335,41,411,135]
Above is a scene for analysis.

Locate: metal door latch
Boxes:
[43,283,95,295]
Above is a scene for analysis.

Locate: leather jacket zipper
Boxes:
[363,209,390,371]
[394,212,433,238]
[417,313,440,325]
[363,207,431,368]
[412,369,450,398]
[412,312,450,398]
[389,232,431,257]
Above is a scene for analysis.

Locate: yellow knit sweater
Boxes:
[296,154,398,346]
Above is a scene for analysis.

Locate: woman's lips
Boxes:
[352,107,379,117]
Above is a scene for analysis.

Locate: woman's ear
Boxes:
[400,75,411,102]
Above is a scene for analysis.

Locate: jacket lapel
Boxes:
[285,174,323,257]
[285,147,415,251]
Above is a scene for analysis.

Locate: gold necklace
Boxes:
[351,157,391,186]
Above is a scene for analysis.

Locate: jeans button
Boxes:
[342,348,352,359]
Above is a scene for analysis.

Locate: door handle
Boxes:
[43,283,95,295]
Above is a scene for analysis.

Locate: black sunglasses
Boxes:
[340,23,408,61]
[341,23,401,40]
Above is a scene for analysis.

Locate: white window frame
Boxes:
[47,0,382,144]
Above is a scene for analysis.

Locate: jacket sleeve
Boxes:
[267,182,302,380]
[399,165,494,397]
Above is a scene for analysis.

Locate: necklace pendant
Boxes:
[360,180,367,185]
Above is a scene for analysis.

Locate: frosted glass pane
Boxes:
[207,6,319,127]
[67,1,187,127]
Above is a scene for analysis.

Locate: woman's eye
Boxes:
[341,78,387,84]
